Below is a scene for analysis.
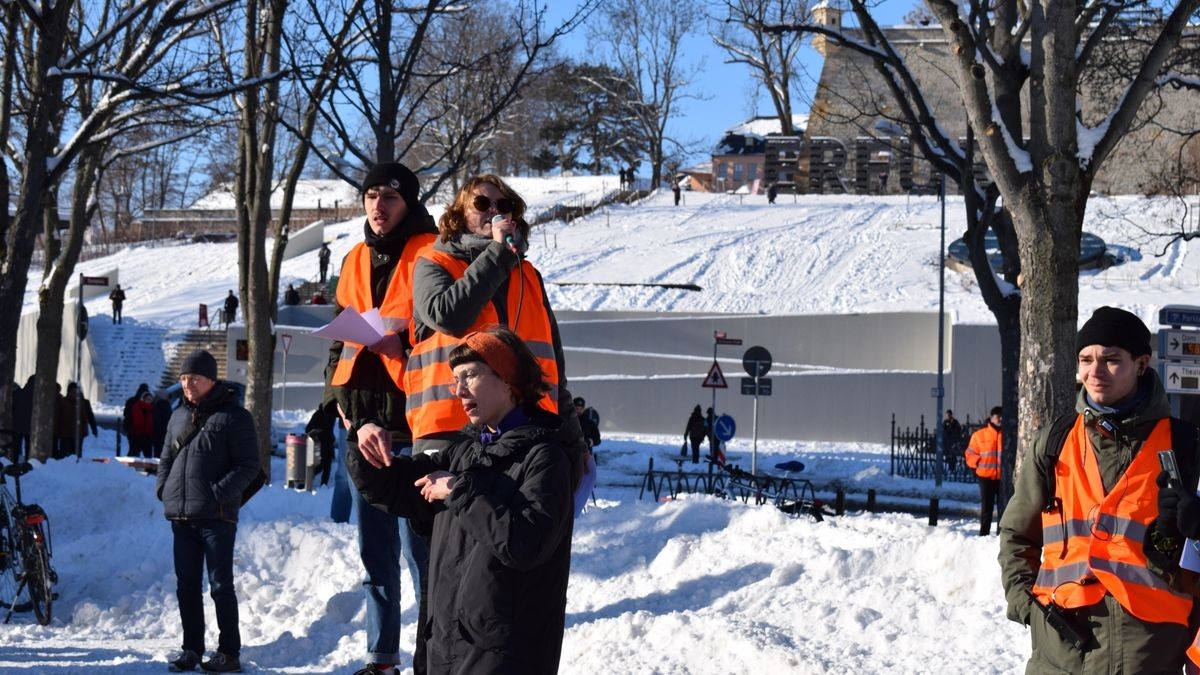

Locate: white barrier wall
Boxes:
[556,311,1002,444]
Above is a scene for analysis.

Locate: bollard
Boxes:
[928,497,939,526]
[866,489,876,513]
[835,489,845,516]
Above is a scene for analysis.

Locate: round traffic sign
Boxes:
[714,414,736,442]
[742,345,772,377]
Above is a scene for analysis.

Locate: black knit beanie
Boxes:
[1075,306,1151,357]
[361,162,420,208]
[180,349,218,381]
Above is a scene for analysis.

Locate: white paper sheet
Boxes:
[308,307,387,345]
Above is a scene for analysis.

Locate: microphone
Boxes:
[492,214,515,246]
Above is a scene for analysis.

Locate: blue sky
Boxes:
[546,1,912,169]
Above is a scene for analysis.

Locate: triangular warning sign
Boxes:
[702,362,728,389]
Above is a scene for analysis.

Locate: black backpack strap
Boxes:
[1042,414,1078,504]
[1170,417,1200,490]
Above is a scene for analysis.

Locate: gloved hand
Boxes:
[1157,470,1200,539]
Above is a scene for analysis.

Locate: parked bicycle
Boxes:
[0,429,56,625]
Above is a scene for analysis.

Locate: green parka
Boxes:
[998,370,1199,674]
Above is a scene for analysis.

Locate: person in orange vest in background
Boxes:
[964,405,1002,536]
[999,306,1200,674]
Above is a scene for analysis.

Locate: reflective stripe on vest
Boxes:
[329,234,436,386]
[404,249,559,438]
[1032,416,1192,625]
[966,424,1001,479]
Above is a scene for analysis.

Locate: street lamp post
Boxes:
[934,173,947,487]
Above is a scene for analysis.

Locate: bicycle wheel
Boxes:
[0,510,31,614]
[23,535,52,625]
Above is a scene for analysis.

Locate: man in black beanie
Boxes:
[998,306,1200,673]
[324,162,436,675]
[157,349,260,673]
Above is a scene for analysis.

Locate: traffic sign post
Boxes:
[1163,363,1200,394]
[714,414,736,442]
[710,330,741,417]
[741,346,773,475]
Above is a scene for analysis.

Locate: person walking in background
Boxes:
[705,407,718,460]
[128,390,156,459]
[964,405,1002,536]
[55,382,97,459]
[109,283,126,324]
[684,405,706,464]
[941,409,962,474]
[999,306,1200,674]
[348,327,579,675]
[158,350,261,674]
[672,181,681,206]
[283,284,300,306]
[767,183,778,204]
[324,161,437,675]
[318,242,332,284]
[223,290,238,326]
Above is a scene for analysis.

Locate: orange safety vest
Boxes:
[329,234,436,387]
[965,424,1001,480]
[404,249,559,438]
[1032,416,1192,625]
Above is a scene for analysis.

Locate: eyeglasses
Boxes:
[471,195,514,214]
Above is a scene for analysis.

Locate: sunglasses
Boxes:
[471,195,514,214]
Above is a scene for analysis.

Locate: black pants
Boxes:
[173,520,240,657]
[112,305,122,323]
[978,477,1001,536]
[688,437,702,463]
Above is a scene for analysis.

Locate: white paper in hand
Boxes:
[309,307,387,345]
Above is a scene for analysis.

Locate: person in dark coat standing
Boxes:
[767,183,778,204]
[318,242,332,283]
[283,284,300,306]
[684,405,706,464]
[305,401,336,487]
[109,284,126,324]
[941,409,962,473]
[55,382,97,459]
[705,407,718,460]
[348,327,578,675]
[223,290,239,326]
[10,375,34,462]
[152,391,174,458]
[157,349,260,674]
[672,181,681,206]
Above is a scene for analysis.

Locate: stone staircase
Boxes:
[158,328,230,388]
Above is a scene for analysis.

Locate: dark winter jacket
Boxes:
[685,409,706,443]
[998,370,1199,674]
[411,233,588,458]
[55,393,98,438]
[323,209,438,443]
[347,409,576,675]
[156,382,261,523]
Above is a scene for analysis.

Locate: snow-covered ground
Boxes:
[6,179,1200,672]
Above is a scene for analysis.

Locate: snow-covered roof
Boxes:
[189,179,361,211]
[727,114,809,139]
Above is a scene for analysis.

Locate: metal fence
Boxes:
[889,413,982,483]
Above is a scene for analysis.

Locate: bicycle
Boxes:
[0,429,56,625]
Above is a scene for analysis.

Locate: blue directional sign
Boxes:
[714,414,736,442]
[1160,305,1200,328]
